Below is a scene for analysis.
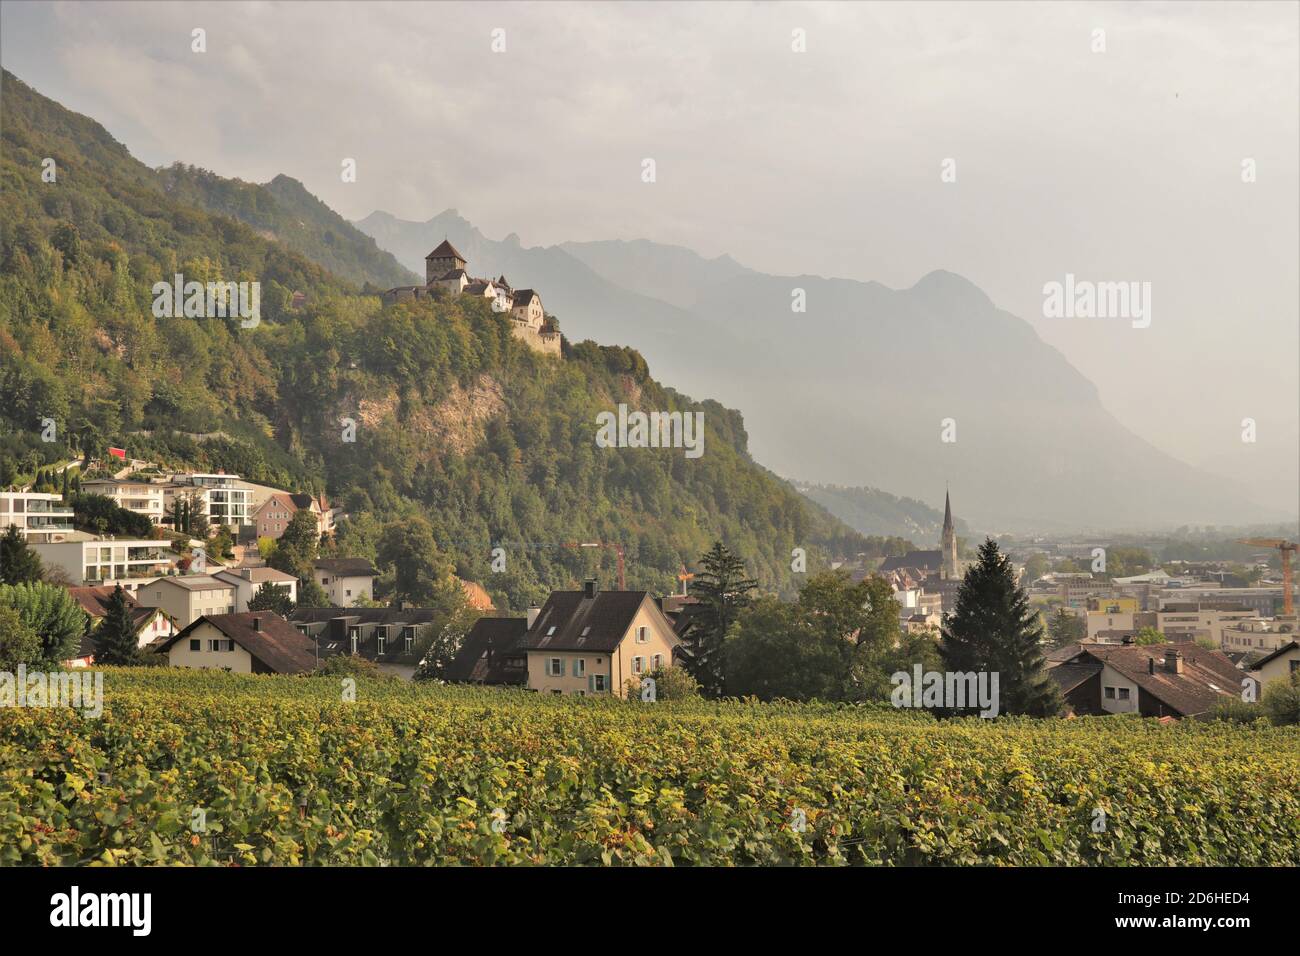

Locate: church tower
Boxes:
[941,489,958,580]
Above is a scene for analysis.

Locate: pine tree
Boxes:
[940,538,1061,717]
[248,582,294,617]
[94,584,140,666]
[0,525,43,585]
[685,541,757,696]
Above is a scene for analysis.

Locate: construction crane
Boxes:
[564,541,625,590]
[1238,538,1297,616]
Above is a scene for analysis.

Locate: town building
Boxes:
[64,585,177,665]
[213,566,300,612]
[1048,642,1243,718]
[1248,641,1300,689]
[0,491,75,543]
[444,617,529,686]
[135,575,237,628]
[79,479,166,525]
[157,613,320,674]
[253,491,336,540]
[312,558,378,606]
[516,580,682,697]
[290,607,448,679]
[29,535,174,593]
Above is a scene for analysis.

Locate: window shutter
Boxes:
[588,674,595,693]
[559,658,566,677]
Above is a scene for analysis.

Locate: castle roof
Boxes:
[437,269,467,281]
[426,239,466,261]
[511,289,540,306]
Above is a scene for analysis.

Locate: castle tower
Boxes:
[425,238,467,285]
[941,489,958,579]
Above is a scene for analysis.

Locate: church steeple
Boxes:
[941,488,958,579]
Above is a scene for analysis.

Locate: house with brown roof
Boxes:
[135,575,237,628]
[517,580,681,697]
[289,606,450,678]
[156,612,320,674]
[445,617,528,685]
[63,585,177,666]
[1048,642,1244,718]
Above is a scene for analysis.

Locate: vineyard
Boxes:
[1,669,1298,866]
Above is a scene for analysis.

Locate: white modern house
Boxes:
[79,479,167,525]
[0,491,76,543]
[30,533,175,594]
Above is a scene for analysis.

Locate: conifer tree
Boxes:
[0,524,43,585]
[941,538,1061,716]
[685,541,757,696]
[94,584,140,665]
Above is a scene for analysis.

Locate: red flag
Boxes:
[108,447,126,459]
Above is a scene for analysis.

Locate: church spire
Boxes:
[941,488,958,580]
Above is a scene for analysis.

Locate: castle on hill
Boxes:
[381,239,561,356]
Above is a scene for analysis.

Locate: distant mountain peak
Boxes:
[909,269,993,310]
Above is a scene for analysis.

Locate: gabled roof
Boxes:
[437,269,467,281]
[1083,643,1242,717]
[158,613,319,674]
[879,550,941,573]
[426,239,466,261]
[1048,659,1102,693]
[1249,640,1300,672]
[67,585,138,618]
[313,558,377,577]
[517,589,673,653]
[511,289,540,306]
[445,617,528,684]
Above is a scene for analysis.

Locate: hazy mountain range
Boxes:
[353,210,1287,533]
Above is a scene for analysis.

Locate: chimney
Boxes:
[1147,657,1155,674]
[1164,649,1183,674]
[242,568,253,581]
[583,579,597,600]
[526,605,541,628]
[250,616,261,631]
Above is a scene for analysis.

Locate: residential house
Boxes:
[313,558,377,606]
[445,617,529,685]
[289,607,446,679]
[29,535,174,595]
[79,479,166,525]
[213,566,299,612]
[253,491,337,541]
[62,585,176,666]
[136,575,237,629]
[1247,641,1300,689]
[1048,642,1244,718]
[157,612,320,674]
[517,580,682,697]
[0,491,75,543]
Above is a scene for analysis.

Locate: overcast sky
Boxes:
[3,0,1297,503]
